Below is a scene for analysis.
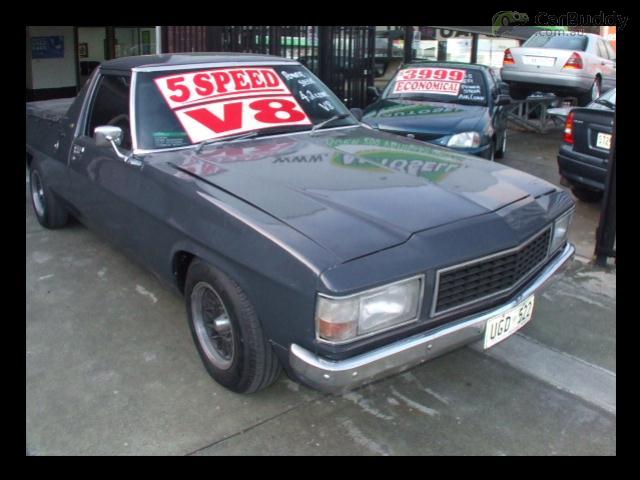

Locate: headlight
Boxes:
[447,131,481,148]
[550,209,574,253]
[316,276,424,343]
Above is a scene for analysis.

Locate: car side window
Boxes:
[86,74,132,150]
[596,40,609,60]
[605,42,616,61]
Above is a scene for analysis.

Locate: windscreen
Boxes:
[524,33,588,51]
[134,64,355,150]
[384,66,488,106]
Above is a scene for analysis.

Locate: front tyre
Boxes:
[29,162,69,229]
[185,259,281,393]
[495,130,507,159]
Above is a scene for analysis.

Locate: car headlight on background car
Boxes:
[550,209,574,253]
[447,131,481,148]
[316,276,424,343]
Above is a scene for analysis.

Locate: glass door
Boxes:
[115,27,156,58]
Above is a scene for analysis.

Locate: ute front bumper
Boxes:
[289,242,575,393]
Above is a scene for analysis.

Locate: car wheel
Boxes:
[29,161,69,229]
[495,131,507,159]
[571,186,602,203]
[508,85,527,100]
[486,140,496,161]
[185,259,281,393]
[578,77,601,106]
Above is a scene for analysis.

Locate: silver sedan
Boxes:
[501,31,616,106]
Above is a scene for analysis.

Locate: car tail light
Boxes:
[564,111,575,144]
[563,52,583,69]
[503,48,515,65]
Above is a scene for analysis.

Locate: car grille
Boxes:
[433,228,552,315]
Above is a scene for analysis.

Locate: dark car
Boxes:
[362,62,512,160]
[26,53,574,394]
[558,88,615,202]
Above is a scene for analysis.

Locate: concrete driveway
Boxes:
[26,127,616,455]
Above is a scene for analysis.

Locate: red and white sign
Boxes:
[393,67,467,96]
[155,68,311,143]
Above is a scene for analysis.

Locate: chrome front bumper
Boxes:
[289,242,575,394]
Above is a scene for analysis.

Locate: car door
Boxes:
[595,39,616,92]
[68,72,142,252]
[603,41,617,90]
[487,69,507,146]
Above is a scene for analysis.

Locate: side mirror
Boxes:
[94,125,141,166]
[95,125,122,147]
[499,81,511,95]
[350,108,364,121]
[496,94,512,106]
[367,85,381,101]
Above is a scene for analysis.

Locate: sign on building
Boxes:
[31,36,65,59]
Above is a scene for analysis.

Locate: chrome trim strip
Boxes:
[130,70,139,152]
[290,242,575,394]
[132,61,298,73]
[430,225,553,318]
[315,274,426,346]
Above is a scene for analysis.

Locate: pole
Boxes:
[595,117,616,266]
[470,33,479,64]
[403,26,413,63]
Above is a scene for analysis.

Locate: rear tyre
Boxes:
[571,186,602,203]
[508,85,528,100]
[578,77,601,106]
[185,259,281,394]
[29,162,69,229]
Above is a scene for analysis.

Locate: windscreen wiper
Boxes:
[310,113,351,135]
[195,131,260,154]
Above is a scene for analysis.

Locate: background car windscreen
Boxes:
[134,65,355,150]
[385,67,488,106]
[524,34,588,51]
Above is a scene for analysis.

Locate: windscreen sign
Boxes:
[392,68,467,96]
[154,67,311,143]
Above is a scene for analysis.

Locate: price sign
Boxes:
[393,68,467,96]
[155,68,311,143]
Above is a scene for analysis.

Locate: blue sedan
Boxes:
[363,62,512,160]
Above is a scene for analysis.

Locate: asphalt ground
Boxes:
[26,126,616,455]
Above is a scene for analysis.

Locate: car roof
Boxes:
[100,52,299,71]
[402,61,489,71]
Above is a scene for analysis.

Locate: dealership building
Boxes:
[26,25,615,106]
